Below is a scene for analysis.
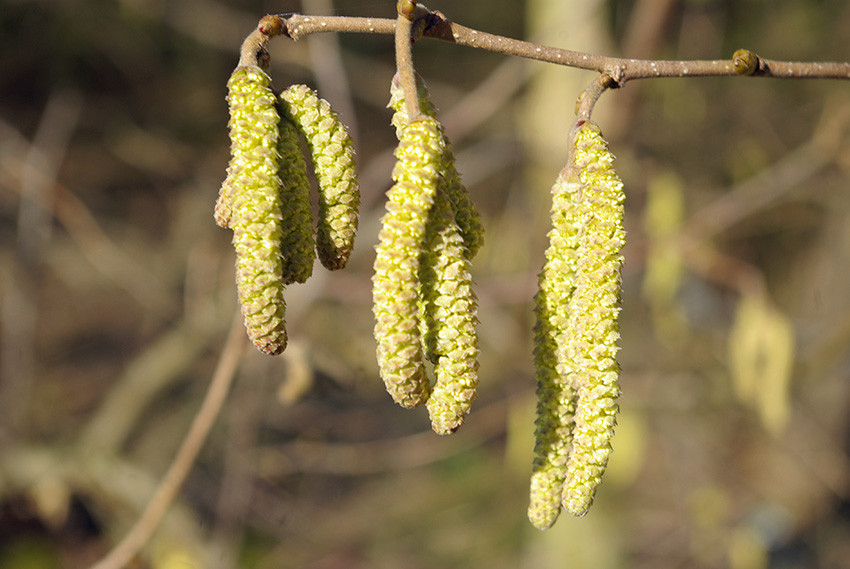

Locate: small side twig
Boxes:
[576,74,614,122]
[394,1,424,121]
[88,311,246,569]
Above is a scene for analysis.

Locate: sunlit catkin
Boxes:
[528,164,582,529]
[388,75,484,259]
[281,85,360,270]
[372,117,445,408]
[561,120,625,517]
[420,188,480,435]
[223,65,289,355]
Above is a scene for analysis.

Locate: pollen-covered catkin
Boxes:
[372,117,445,408]
[420,187,480,435]
[388,75,484,260]
[561,120,625,517]
[223,65,289,355]
[276,114,316,284]
[528,165,582,529]
[281,85,360,270]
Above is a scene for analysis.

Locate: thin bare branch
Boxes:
[280,12,850,82]
[88,312,246,569]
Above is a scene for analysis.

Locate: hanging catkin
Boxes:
[221,65,290,355]
[385,76,481,432]
[274,113,316,285]
[528,163,582,529]
[560,120,625,517]
[281,85,360,270]
[388,74,484,260]
[420,186,480,435]
[372,117,446,408]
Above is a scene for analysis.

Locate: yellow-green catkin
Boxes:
[388,76,481,432]
[275,115,316,284]
[373,117,445,408]
[420,188,481,435]
[561,120,625,517]
[528,164,582,529]
[388,75,484,259]
[222,66,289,355]
[281,85,360,270]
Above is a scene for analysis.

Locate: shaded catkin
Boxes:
[528,164,582,529]
[281,85,360,270]
[388,75,484,260]
[372,117,445,408]
[222,65,289,355]
[276,114,315,284]
[561,120,625,517]
[420,187,480,435]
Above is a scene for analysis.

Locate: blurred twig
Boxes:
[208,351,269,569]
[257,394,510,478]
[79,321,219,454]
[1,91,81,436]
[684,100,850,242]
[0,119,176,317]
[89,310,246,569]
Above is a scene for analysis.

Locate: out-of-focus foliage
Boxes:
[1,0,850,567]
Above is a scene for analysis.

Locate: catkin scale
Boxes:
[281,85,360,270]
[222,65,290,355]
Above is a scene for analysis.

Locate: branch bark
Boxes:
[281,12,850,83]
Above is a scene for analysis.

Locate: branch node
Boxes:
[607,66,626,87]
[398,0,417,19]
[733,49,761,76]
[258,15,285,37]
[275,13,298,39]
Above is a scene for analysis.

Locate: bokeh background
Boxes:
[2,0,850,567]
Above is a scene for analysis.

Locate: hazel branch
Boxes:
[280,12,850,83]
